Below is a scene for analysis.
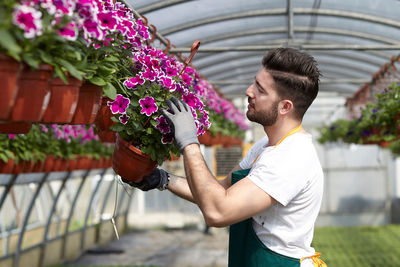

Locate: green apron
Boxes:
[228,169,301,267]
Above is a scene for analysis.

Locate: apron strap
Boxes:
[300,252,327,267]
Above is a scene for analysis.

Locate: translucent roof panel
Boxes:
[126,0,400,126]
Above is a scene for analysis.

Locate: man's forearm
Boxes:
[167,174,196,203]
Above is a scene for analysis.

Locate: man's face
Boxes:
[245,68,281,126]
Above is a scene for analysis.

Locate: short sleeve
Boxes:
[247,149,309,206]
[239,136,269,169]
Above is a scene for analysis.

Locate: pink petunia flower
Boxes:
[8,134,15,140]
[141,68,157,82]
[13,5,43,39]
[41,125,48,133]
[159,76,176,92]
[123,75,145,89]
[119,113,130,124]
[56,22,77,40]
[161,133,174,144]
[97,11,117,31]
[155,115,170,134]
[139,96,158,116]
[107,94,130,114]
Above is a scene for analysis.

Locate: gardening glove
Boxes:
[124,168,170,191]
[161,97,199,152]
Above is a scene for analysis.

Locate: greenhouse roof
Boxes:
[127,0,400,126]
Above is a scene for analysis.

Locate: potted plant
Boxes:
[109,44,210,183]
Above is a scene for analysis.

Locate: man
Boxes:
[130,48,326,267]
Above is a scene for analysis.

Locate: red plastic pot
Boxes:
[41,76,81,123]
[112,135,157,183]
[31,160,44,173]
[0,122,32,134]
[198,131,213,146]
[95,97,115,131]
[9,64,52,122]
[0,55,20,120]
[71,82,102,124]
[0,159,14,174]
[43,155,55,173]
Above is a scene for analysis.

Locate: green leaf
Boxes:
[0,29,22,55]
[89,77,106,86]
[104,56,119,62]
[39,50,53,64]
[55,58,83,80]
[22,54,39,69]
[54,66,68,83]
[109,124,125,132]
[103,83,117,99]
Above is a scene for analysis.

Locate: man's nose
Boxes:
[245,84,254,98]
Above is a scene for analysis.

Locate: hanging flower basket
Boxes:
[71,82,102,124]
[95,97,116,143]
[0,55,20,120]
[8,64,52,122]
[113,134,157,183]
[0,121,32,134]
[41,76,81,123]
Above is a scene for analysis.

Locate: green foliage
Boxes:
[207,110,246,140]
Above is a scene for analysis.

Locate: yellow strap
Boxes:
[300,252,327,267]
[250,125,302,167]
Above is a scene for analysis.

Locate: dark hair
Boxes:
[262,48,321,120]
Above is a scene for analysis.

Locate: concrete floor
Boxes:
[67,227,229,267]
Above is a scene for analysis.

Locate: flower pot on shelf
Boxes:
[41,76,81,123]
[31,160,44,173]
[0,122,32,134]
[0,159,14,174]
[43,155,55,173]
[113,134,157,183]
[0,55,20,120]
[68,156,78,171]
[221,135,232,148]
[8,64,52,122]
[70,82,102,124]
[210,132,222,145]
[198,130,212,146]
[95,97,115,131]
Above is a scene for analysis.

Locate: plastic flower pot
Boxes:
[41,76,81,123]
[75,155,91,170]
[0,121,32,134]
[95,97,116,131]
[31,160,44,173]
[71,82,102,124]
[43,155,55,173]
[97,130,116,143]
[222,135,232,148]
[0,55,20,120]
[9,64,52,122]
[210,132,222,145]
[113,134,157,183]
[58,158,69,172]
[67,156,78,171]
[0,159,14,174]
[198,130,213,146]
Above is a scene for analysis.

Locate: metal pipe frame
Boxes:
[161,8,400,36]
[0,174,19,211]
[137,0,195,14]
[60,170,90,260]
[287,0,294,40]
[13,172,49,267]
[38,172,71,267]
[80,170,107,252]
[209,78,371,86]
[99,177,116,222]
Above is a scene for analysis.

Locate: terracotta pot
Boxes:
[12,160,25,174]
[95,97,115,131]
[92,158,101,169]
[210,132,222,145]
[104,157,112,168]
[198,131,212,146]
[31,160,44,173]
[75,155,90,170]
[221,135,232,148]
[0,159,14,173]
[0,55,20,120]
[68,156,78,171]
[231,137,243,146]
[41,76,81,123]
[52,157,62,172]
[43,155,55,173]
[0,122,32,134]
[97,130,116,143]
[58,158,69,172]
[113,135,157,183]
[71,82,102,124]
[9,64,52,122]
[379,141,392,148]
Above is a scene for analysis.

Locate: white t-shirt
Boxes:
[239,133,323,264]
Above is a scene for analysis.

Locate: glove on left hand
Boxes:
[161,97,199,152]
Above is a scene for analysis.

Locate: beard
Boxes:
[246,99,279,126]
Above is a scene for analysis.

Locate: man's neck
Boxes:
[264,119,303,147]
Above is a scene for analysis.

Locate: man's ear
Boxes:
[278,100,294,115]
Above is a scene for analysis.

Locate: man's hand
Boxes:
[161,97,199,152]
[123,168,170,191]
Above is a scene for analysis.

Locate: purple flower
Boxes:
[161,133,174,144]
[41,125,48,133]
[83,19,103,40]
[97,11,117,31]
[159,76,176,91]
[166,66,178,77]
[124,75,145,89]
[155,115,170,134]
[139,96,158,116]
[56,22,77,40]
[119,114,130,124]
[141,68,157,82]
[8,134,15,140]
[13,5,43,39]
[107,94,130,114]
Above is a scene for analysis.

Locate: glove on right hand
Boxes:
[123,168,169,191]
